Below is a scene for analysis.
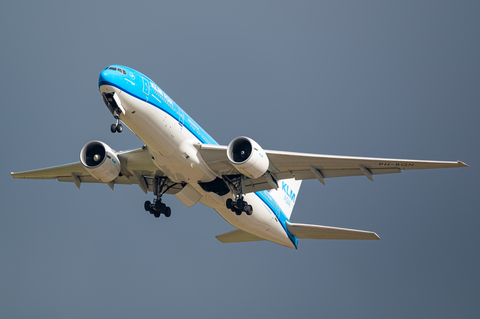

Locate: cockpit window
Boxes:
[108,67,126,75]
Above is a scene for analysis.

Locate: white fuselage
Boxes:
[99,84,295,248]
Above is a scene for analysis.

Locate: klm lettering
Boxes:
[282,181,296,202]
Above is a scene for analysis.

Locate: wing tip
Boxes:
[458,161,469,168]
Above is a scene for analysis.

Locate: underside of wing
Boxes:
[11,147,182,194]
[216,229,266,243]
[196,143,468,191]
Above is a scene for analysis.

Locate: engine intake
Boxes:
[227,137,269,179]
[80,141,121,182]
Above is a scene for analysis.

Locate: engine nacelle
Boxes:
[80,141,121,183]
[227,136,269,179]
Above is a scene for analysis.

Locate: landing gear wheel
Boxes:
[164,207,171,218]
[111,124,117,133]
[116,123,123,133]
[236,200,245,212]
[153,210,161,218]
[144,200,151,211]
[155,201,165,212]
[227,195,253,216]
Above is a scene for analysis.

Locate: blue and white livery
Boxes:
[11,65,469,248]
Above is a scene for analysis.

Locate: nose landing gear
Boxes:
[110,115,123,133]
[102,93,124,133]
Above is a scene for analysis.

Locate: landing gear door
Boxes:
[112,92,126,115]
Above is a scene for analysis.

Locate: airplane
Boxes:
[10,65,469,249]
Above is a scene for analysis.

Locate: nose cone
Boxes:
[98,69,116,88]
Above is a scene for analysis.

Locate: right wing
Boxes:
[10,147,182,194]
[196,144,468,192]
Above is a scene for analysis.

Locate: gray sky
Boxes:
[1,1,479,318]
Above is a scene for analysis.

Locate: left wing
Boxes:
[11,147,182,194]
[216,229,266,243]
[196,144,468,192]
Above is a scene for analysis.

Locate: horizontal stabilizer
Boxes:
[216,229,266,243]
[286,221,380,240]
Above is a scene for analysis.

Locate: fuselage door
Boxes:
[141,77,150,97]
[178,108,185,129]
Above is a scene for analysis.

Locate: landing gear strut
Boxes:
[102,92,124,133]
[223,175,253,216]
[144,177,175,218]
[110,114,123,133]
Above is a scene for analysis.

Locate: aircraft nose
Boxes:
[98,69,115,88]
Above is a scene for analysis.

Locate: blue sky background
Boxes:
[1,1,479,318]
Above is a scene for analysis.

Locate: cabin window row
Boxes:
[107,67,126,75]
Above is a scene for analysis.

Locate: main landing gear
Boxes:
[226,196,252,216]
[144,199,171,218]
[144,177,175,218]
[110,115,123,133]
[223,175,253,216]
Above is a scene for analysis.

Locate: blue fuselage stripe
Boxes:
[99,79,218,146]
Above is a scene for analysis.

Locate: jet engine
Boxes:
[80,141,121,182]
[227,136,269,179]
